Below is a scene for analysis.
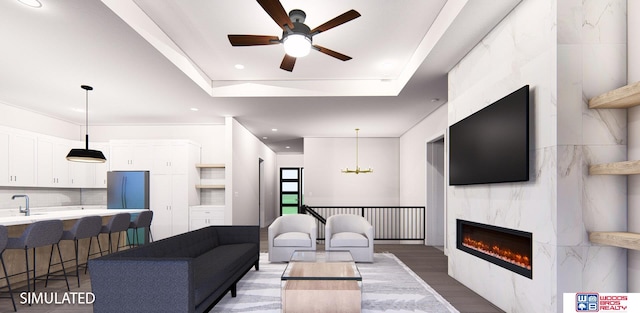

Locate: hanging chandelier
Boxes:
[341,128,372,174]
[66,85,106,163]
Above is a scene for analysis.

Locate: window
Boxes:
[280,168,302,215]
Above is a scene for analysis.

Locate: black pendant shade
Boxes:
[66,85,106,163]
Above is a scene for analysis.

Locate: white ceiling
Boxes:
[0,0,520,153]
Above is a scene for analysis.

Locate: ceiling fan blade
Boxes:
[228,35,280,46]
[313,45,352,61]
[310,9,361,34]
[280,54,296,72]
[256,0,294,30]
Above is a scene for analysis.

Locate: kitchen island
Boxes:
[0,206,145,289]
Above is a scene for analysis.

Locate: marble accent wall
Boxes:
[447,0,627,312]
[559,0,628,297]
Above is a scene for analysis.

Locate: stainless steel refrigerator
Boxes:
[107,171,150,245]
[107,171,150,210]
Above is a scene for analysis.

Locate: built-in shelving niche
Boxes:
[587,81,640,251]
[196,163,225,205]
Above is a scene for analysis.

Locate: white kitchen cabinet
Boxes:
[151,174,190,240]
[93,143,110,188]
[149,141,201,240]
[189,205,225,230]
[53,140,71,186]
[0,131,10,185]
[69,161,95,187]
[152,142,189,175]
[4,131,37,187]
[1,125,110,188]
[109,142,153,171]
[37,137,71,187]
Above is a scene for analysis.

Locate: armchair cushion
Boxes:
[274,232,312,247]
[330,232,368,247]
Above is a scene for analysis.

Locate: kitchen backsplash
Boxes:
[0,188,107,211]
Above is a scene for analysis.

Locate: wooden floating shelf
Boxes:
[589,231,640,251]
[196,185,225,189]
[588,81,640,109]
[589,160,640,175]
[196,164,225,168]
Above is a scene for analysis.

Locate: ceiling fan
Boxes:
[228,0,361,72]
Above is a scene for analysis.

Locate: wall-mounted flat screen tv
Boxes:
[449,85,529,185]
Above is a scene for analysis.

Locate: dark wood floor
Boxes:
[0,227,504,313]
[371,244,504,313]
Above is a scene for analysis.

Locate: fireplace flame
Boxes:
[463,235,531,270]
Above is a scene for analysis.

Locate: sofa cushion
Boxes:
[274,232,311,247]
[330,232,368,247]
[192,243,258,306]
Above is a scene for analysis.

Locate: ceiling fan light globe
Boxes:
[283,34,311,58]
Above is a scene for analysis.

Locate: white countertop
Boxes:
[0,206,146,226]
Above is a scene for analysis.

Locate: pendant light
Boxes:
[341,128,372,174]
[66,85,106,163]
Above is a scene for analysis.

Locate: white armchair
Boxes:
[268,214,317,262]
[325,214,374,263]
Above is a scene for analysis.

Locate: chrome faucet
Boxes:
[11,195,30,216]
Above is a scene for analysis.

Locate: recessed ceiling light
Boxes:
[190,108,199,111]
[262,136,268,140]
[18,0,42,8]
[235,64,245,70]
[285,146,290,149]
[271,128,278,132]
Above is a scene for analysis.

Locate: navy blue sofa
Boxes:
[89,226,260,313]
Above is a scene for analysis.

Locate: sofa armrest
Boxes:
[89,258,194,313]
[214,226,260,246]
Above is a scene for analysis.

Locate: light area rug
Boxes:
[212,253,459,313]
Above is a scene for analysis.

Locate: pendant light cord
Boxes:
[85,88,89,150]
[80,85,93,150]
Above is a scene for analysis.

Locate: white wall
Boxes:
[627,0,640,293]
[0,100,79,140]
[399,104,448,206]
[303,137,399,206]
[230,118,277,225]
[277,154,304,169]
[399,104,448,247]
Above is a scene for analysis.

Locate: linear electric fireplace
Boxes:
[456,219,532,279]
